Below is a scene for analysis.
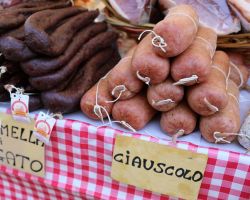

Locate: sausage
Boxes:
[131,34,170,84]
[200,80,240,143]
[0,13,25,30]
[2,61,21,74]
[0,36,36,61]
[229,62,249,89]
[21,22,107,76]
[29,95,43,112]
[107,47,144,100]
[24,7,84,55]
[112,93,157,130]
[42,47,119,113]
[0,1,71,29]
[2,1,71,13]
[187,51,230,116]
[147,78,184,112]
[1,25,25,40]
[238,112,250,150]
[160,101,197,140]
[227,52,249,89]
[80,76,114,120]
[152,5,199,57]
[171,27,217,85]
[29,31,118,91]
[26,10,99,56]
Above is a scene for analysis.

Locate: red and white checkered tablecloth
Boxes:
[0,107,250,200]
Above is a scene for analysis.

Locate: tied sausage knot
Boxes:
[136,71,151,85]
[138,30,167,53]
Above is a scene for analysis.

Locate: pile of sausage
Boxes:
[0,1,120,113]
[81,4,250,144]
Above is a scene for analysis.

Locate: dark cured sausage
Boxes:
[21,22,107,76]
[0,1,71,29]
[26,10,99,56]
[41,48,120,113]
[29,31,118,91]
[24,7,84,55]
[0,36,36,61]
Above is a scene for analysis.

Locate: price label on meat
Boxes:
[0,113,45,177]
[111,135,208,200]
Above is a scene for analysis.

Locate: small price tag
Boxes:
[111,135,208,200]
[33,112,56,144]
[10,93,30,123]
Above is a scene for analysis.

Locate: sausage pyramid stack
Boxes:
[81,4,249,144]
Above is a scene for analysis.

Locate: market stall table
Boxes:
[0,84,249,199]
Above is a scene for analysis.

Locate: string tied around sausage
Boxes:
[214,132,250,144]
[106,85,127,103]
[44,111,63,120]
[229,61,244,88]
[196,36,215,58]
[94,71,112,125]
[203,97,219,113]
[138,30,167,53]
[228,92,239,105]
[152,99,175,106]
[0,66,7,78]
[173,75,198,85]
[172,129,185,144]
[136,71,151,85]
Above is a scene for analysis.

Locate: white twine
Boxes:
[213,132,250,144]
[204,97,219,113]
[138,30,167,53]
[106,85,127,103]
[228,92,240,105]
[212,65,227,80]
[44,110,63,120]
[152,99,174,106]
[196,36,215,58]
[0,66,7,78]
[136,71,150,85]
[94,71,112,125]
[229,61,244,88]
[166,12,198,32]
[4,84,24,96]
[226,63,231,91]
[173,75,198,85]
[172,129,185,144]
[97,120,136,133]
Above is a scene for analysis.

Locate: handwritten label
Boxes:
[111,135,208,200]
[0,113,45,177]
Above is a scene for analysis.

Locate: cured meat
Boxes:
[159,0,241,35]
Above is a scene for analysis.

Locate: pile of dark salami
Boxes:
[0,1,120,112]
[81,4,250,144]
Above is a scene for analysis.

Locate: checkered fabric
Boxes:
[0,108,249,200]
